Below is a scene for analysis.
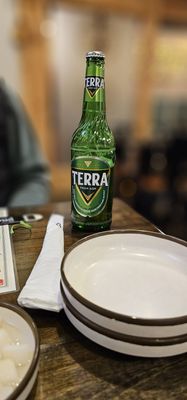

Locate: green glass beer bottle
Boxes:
[71,51,116,231]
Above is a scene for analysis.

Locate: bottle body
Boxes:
[71,51,115,231]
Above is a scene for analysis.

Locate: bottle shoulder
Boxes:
[71,116,115,148]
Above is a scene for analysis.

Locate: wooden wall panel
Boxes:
[15,0,56,162]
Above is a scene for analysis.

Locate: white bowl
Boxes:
[61,282,187,344]
[61,230,187,338]
[63,295,187,358]
[0,303,40,400]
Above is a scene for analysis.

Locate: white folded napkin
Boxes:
[18,214,64,312]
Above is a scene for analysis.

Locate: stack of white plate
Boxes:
[60,230,187,358]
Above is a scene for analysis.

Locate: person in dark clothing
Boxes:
[0,81,50,207]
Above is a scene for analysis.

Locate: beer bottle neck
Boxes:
[81,58,106,119]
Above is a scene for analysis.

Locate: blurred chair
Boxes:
[165,127,187,240]
[134,142,171,229]
[114,123,138,207]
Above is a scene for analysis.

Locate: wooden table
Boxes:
[1,198,187,400]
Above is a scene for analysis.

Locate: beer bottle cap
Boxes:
[86,51,105,59]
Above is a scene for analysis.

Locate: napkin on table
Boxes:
[18,214,64,312]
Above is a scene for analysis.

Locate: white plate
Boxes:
[64,303,187,358]
[61,231,187,335]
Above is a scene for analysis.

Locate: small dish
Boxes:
[0,302,40,400]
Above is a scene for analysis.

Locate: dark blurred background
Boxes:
[1,0,187,239]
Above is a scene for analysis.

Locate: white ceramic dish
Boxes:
[61,280,187,338]
[0,303,40,400]
[64,302,187,358]
[61,283,187,346]
[61,230,187,338]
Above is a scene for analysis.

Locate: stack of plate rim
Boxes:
[60,230,187,358]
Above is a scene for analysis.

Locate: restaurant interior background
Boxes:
[1,0,187,240]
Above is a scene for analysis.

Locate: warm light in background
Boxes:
[40,19,58,38]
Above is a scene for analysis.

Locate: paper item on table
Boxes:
[0,207,19,294]
[18,214,64,312]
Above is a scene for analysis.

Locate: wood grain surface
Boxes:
[1,199,187,400]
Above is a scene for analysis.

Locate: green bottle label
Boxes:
[71,156,110,217]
